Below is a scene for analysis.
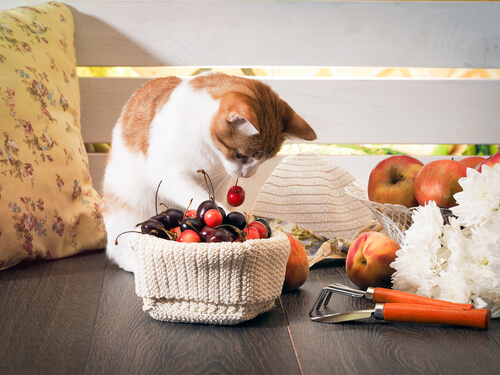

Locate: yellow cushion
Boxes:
[0,2,106,270]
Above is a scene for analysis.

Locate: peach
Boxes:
[282,234,309,292]
[345,232,400,289]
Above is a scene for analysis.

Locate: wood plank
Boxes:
[0,251,107,375]
[84,261,300,375]
[3,1,496,68]
[80,77,500,145]
[281,262,500,375]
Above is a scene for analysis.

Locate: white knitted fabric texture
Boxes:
[251,152,372,240]
[129,230,290,325]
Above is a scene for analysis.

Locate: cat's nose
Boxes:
[241,169,257,178]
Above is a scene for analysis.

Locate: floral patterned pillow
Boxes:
[0,2,107,270]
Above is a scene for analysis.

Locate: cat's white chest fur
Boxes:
[103,80,223,272]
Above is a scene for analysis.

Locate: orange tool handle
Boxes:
[372,288,474,310]
[381,303,490,329]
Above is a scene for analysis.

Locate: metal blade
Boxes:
[328,283,366,298]
[311,309,374,323]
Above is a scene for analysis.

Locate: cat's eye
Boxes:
[235,151,246,159]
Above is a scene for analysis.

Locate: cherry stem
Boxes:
[234,178,240,193]
[197,169,215,201]
[154,180,162,215]
[114,230,141,245]
[183,198,194,218]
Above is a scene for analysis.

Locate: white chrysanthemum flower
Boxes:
[452,164,500,227]
[404,201,445,247]
[435,264,471,304]
[489,237,500,291]
[393,165,500,317]
[392,201,447,298]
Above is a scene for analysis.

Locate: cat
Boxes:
[102,72,316,272]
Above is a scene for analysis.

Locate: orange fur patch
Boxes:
[120,77,182,154]
[190,73,316,162]
[101,191,130,213]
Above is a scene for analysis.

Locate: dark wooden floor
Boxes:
[1,250,499,375]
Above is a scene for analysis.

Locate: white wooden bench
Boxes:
[5,0,500,213]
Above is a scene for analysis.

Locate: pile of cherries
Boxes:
[115,170,271,244]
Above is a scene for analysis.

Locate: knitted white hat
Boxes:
[251,152,372,240]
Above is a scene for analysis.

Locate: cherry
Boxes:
[114,218,173,245]
[218,206,226,222]
[204,209,223,228]
[242,226,260,240]
[185,209,197,218]
[224,211,247,230]
[252,218,272,238]
[171,226,182,237]
[248,221,269,239]
[180,217,204,233]
[197,199,218,223]
[199,226,215,242]
[177,230,201,243]
[209,228,231,243]
[227,178,245,207]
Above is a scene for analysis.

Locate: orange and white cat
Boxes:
[102,72,316,272]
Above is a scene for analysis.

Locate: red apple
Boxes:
[282,234,309,292]
[475,151,500,172]
[414,159,467,208]
[459,156,485,170]
[368,155,424,208]
[345,232,400,289]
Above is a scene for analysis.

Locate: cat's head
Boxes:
[209,80,316,178]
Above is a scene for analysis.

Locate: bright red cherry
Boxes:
[248,221,268,239]
[242,226,260,240]
[227,179,245,207]
[203,209,223,228]
[177,229,201,243]
[185,209,197,218]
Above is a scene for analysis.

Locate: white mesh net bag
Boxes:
[344,184,454,245]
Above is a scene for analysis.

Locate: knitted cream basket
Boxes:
[129,230,290,325]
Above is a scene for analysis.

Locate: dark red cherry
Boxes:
[199,226,215,242]
[217,206,226,221]
[197,200,218,223]
[224,211,247,230]
[139,219,171,240]
[156,208,183,230]
[209,228,231,243]
[180,217,204,233]
[254,218,272,238]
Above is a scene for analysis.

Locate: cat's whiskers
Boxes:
[210,169,231,199]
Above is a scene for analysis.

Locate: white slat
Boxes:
[4,1,499,68]
[80,77,500,145]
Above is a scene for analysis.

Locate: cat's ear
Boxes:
[282,103,317,141]
[227,111,259,136]
[221,92,260,136]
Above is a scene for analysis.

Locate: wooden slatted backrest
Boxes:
[4,0,500,208]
